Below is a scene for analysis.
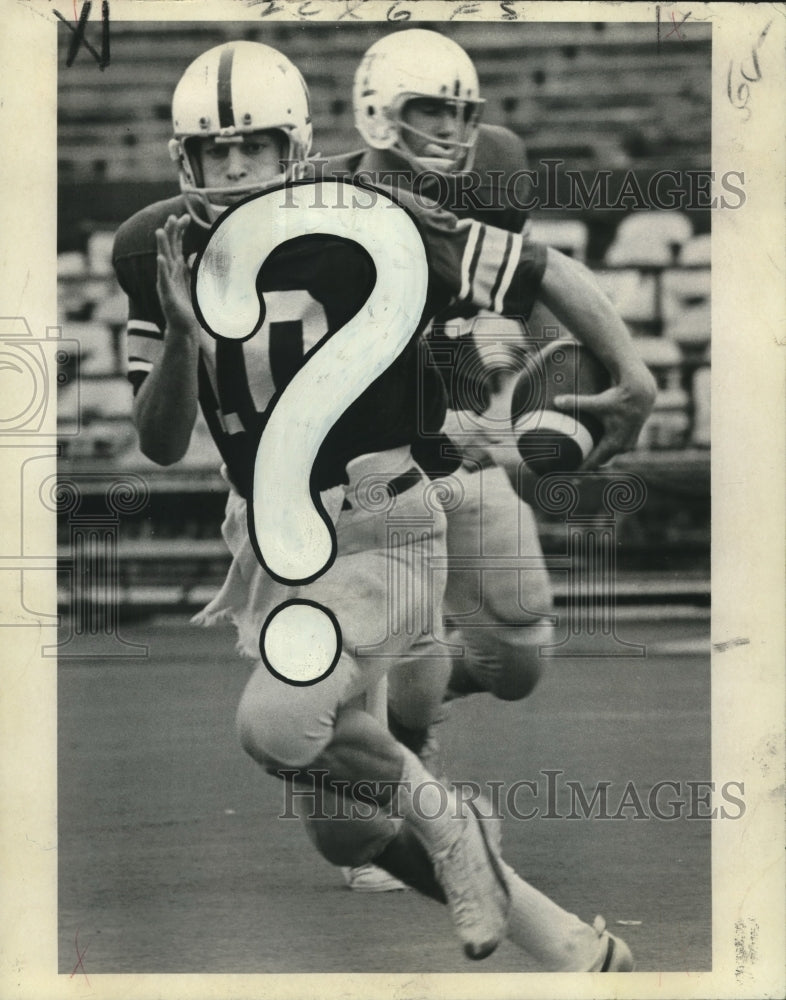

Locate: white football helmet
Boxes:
[353,29,484,174]
[169,41,313,226]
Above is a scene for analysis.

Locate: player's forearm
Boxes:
[132,333,199,465]
[537,248,656,394]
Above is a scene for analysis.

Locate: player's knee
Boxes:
[236,698,329,770]
[491,620,554,702]
[493,651,542,701]
[387,701,439,736]
[236,706,282,770]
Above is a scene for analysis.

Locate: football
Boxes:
[510,340,611,476]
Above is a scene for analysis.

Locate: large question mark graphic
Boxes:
[193,179,428,686]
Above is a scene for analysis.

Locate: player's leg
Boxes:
[366,463,553,818]
[239,685,464,877]
[341,661,451,893]
[240,673,509,959]
[236,545,626,969]
[385,651,452,772]
[444,462,554,701]
[379,462,552,775]
[273,687,630,969]
[368,465,554,852]
[231,453,510,958]
[300,783,632,971]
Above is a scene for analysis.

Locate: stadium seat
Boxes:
[605,211,694,267]
[528,219,589,261]
[64,320,118,376]
[633,336,690,449]
[593,268,658,326]
[691,367,710,448]
[58,418,138,461]
[58,251,87,277]
[661,267,711,349]
[86,231,117,277]
[77,376,134,421]
[661,268,710,315]
[93,286,128,330]
[664,302,710,350]
[679,234,711,266]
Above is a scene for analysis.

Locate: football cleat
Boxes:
[588,915,635,972]
[341,863,409,893]
[431,804,510,960]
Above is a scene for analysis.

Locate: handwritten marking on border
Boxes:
[734,918,759,981]
[712,636,750,653]
[247,1,539,21]
[70,928,90,986]
[727,21,772,121]
[665,11,691,42]
[54,0,110,70]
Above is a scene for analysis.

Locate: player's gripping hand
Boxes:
[155,214,199,340]
[554,363,657,470]
[440,374,524,472]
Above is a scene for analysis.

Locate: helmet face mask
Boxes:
[353,30,484,175]
[173,129,298,216]
[395,95,483,174]
[169,41,313,227]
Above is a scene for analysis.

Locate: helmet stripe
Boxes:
[217,45,235,129]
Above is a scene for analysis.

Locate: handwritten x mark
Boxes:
[665,11,691,41]
[54,0,110,70]
[70,928,90,986]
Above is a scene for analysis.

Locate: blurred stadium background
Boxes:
[56,20,711,618]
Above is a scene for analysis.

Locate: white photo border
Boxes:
[2,2,784,998]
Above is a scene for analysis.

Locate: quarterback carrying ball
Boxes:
[329,29,653,890]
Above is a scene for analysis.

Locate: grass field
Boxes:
[58,613,711,974]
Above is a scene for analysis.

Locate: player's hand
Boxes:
[156,214,198,341]
[554,364,657,470]
[457,420,502,467]
[442,401,515,469]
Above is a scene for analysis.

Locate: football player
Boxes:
[113,40,651,968]
[326,28,552,893]
[335,30,568,713]
[331,30,636,895]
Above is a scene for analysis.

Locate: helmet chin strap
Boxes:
[414,154,464,173]
[179,168,301,228]
[393,140,467,177]
[175,128,308,228]
[395,120,476,175]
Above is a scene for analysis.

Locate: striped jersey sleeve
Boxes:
[404,198,547,321]
[125,314,165,393]
[112,252,161,391]
[457,220,524,313]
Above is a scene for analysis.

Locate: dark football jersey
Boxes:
[325,125,534,417]
[113,186,546,497]
[325,124,531,234]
